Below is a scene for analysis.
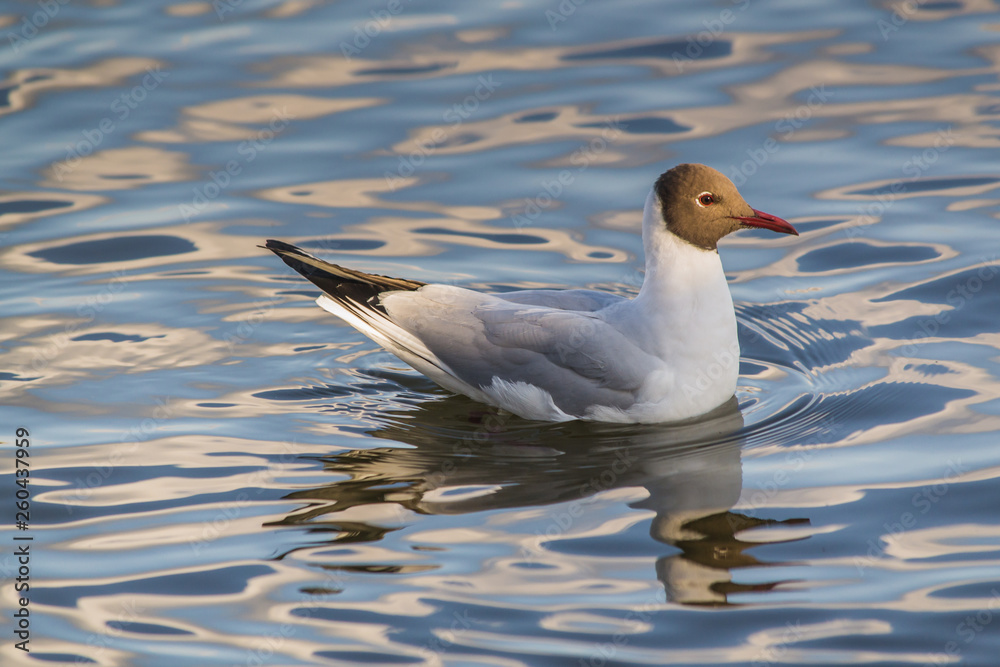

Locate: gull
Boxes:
[264,163,797,423]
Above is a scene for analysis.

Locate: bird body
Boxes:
[266,164,796,423]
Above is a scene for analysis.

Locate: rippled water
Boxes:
[3,0,1000,665]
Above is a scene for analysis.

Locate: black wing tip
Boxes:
[262,238,426,295]
[262,239,326,282]
[263,239,306,256]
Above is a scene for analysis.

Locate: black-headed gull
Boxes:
[265,163,797,423]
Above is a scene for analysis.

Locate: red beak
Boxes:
[732,209,798,236]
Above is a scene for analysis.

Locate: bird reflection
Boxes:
[270,394,808,605]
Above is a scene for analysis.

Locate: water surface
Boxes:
[3,0,1000,665]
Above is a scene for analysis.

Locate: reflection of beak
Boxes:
[731,209,798,236]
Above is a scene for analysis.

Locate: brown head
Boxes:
[653,163,797,251]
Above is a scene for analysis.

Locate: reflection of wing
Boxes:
[382,285,658,418]
[274,396,767,607]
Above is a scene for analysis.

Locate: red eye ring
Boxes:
[698,192,715,206]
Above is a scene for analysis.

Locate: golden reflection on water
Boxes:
[163,2,212,18]
[42,146,196,191]
[256,178,628,262]
[137,94,382,143]
[236,28,1000,174]
[263,0,325,20]
[8,221,259,274]
[0,191,105,232]
[0,318,228,393]
[0,57,163,118]
[879,0,998,22]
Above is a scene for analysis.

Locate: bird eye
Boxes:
[697,192,715,207]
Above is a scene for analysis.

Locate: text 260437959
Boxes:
[13,427,31,653]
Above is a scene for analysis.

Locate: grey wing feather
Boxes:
[494,289,625,312]
[382,286,653,416]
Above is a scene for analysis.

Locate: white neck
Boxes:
[609,189,740,419]
[636,189,729,308]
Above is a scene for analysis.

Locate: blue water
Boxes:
[3,0,1000,665]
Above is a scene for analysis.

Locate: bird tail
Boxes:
[262,239,458,386]
[263,239,424,315]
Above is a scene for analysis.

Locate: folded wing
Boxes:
[382,286,655,416]
[264,240,653,418]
